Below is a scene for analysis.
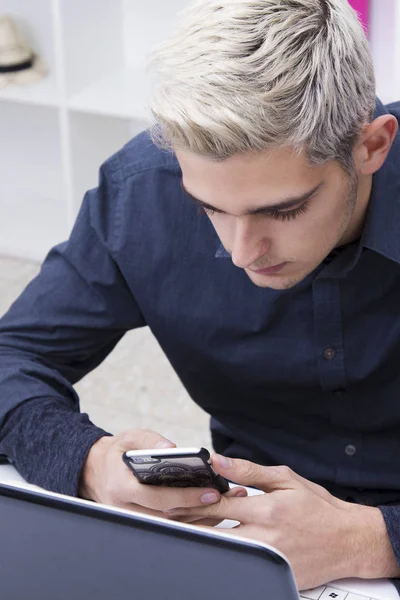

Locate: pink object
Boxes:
[348,0,369,31]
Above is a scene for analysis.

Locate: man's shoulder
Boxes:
[105,129,179,182]
[92,129,194,255]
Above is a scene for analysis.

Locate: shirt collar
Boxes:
[215,98,400,271]
[361,99,400,265]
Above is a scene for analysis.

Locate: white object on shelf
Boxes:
[0,0,399,261]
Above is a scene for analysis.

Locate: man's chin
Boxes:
[244,267,307,290]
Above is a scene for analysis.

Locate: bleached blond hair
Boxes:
[147,0,375,172]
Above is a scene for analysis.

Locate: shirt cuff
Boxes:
[0,397,112,497]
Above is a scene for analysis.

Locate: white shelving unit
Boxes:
[369,0,400,106]
[1,0,399,261]
[0,0,188,260]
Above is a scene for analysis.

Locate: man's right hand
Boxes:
[79,429,247,522]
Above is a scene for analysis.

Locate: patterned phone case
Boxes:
[123,448,230,493]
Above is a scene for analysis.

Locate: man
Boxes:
[0,0,400,592]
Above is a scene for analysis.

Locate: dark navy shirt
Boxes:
[1,99,400,585]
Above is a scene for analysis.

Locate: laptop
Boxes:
[0,467,397,600]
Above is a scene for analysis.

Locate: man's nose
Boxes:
[230,218,270,269]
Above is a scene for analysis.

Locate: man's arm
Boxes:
[0,398,110,496]
[0,156,145,494]
[166,455,400,590]
[378,506,400,593]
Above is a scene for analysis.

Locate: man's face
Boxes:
[177,147,361,290]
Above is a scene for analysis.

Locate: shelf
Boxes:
[0,76,61,109]
[0,103,69,261]
[68,66,151,120]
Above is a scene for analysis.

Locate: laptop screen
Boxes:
[0,484,299,600]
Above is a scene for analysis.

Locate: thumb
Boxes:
[211,454,297,492]
[117,428,176,452]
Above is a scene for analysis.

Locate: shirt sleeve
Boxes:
[0,397,111,496]
[378,505,400,597]
[0,155,146,494]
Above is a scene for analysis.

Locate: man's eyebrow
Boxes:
[180,181,324,215]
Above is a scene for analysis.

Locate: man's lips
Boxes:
[249,262,287,275]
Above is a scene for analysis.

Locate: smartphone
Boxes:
[122,447,230,493]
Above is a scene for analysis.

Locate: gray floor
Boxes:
[0,255,211,449]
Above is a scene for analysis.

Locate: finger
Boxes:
[116,501,164,519]
[133,477,247,512]
[132,483,223,512]
[212,457,335,504]
[162,486,247,522]
[173,516,224,526]
[116,428,176,452]
[164,495,257,524]
[211,455,300,493]
[224,487,248,499]
[168,485,246,512]
[116,501,221,526]
[215,524,257,538]
[193,518,222,526]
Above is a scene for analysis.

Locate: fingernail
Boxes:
[234,490,247,497]
[155,440,175,449]
[201,492,218,504]
[216,454,232,469]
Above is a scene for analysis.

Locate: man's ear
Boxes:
[354,115,398,176]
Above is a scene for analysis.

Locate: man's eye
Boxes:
[269,202,310,222]
[196,201,310,220]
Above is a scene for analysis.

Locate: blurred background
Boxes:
[0,0,398,446]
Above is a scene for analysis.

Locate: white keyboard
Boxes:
[301,585,379,600]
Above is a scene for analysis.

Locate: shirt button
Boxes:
[323,348,336,360]
[345,444,356,456]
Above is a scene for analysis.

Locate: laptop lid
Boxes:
[0,481,300,600]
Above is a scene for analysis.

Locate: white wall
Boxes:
[369,0,400,104]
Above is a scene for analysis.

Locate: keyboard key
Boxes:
[300,586,326,599]
[320,588,348,600]
[300,587,373,600]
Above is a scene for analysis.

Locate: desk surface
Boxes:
[0,463,26,484]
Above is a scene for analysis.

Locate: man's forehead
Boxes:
[176,147,334,216]
[175,146,308,168]
[175,146,327,191]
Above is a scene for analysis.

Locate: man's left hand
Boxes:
[165,455,400,590]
